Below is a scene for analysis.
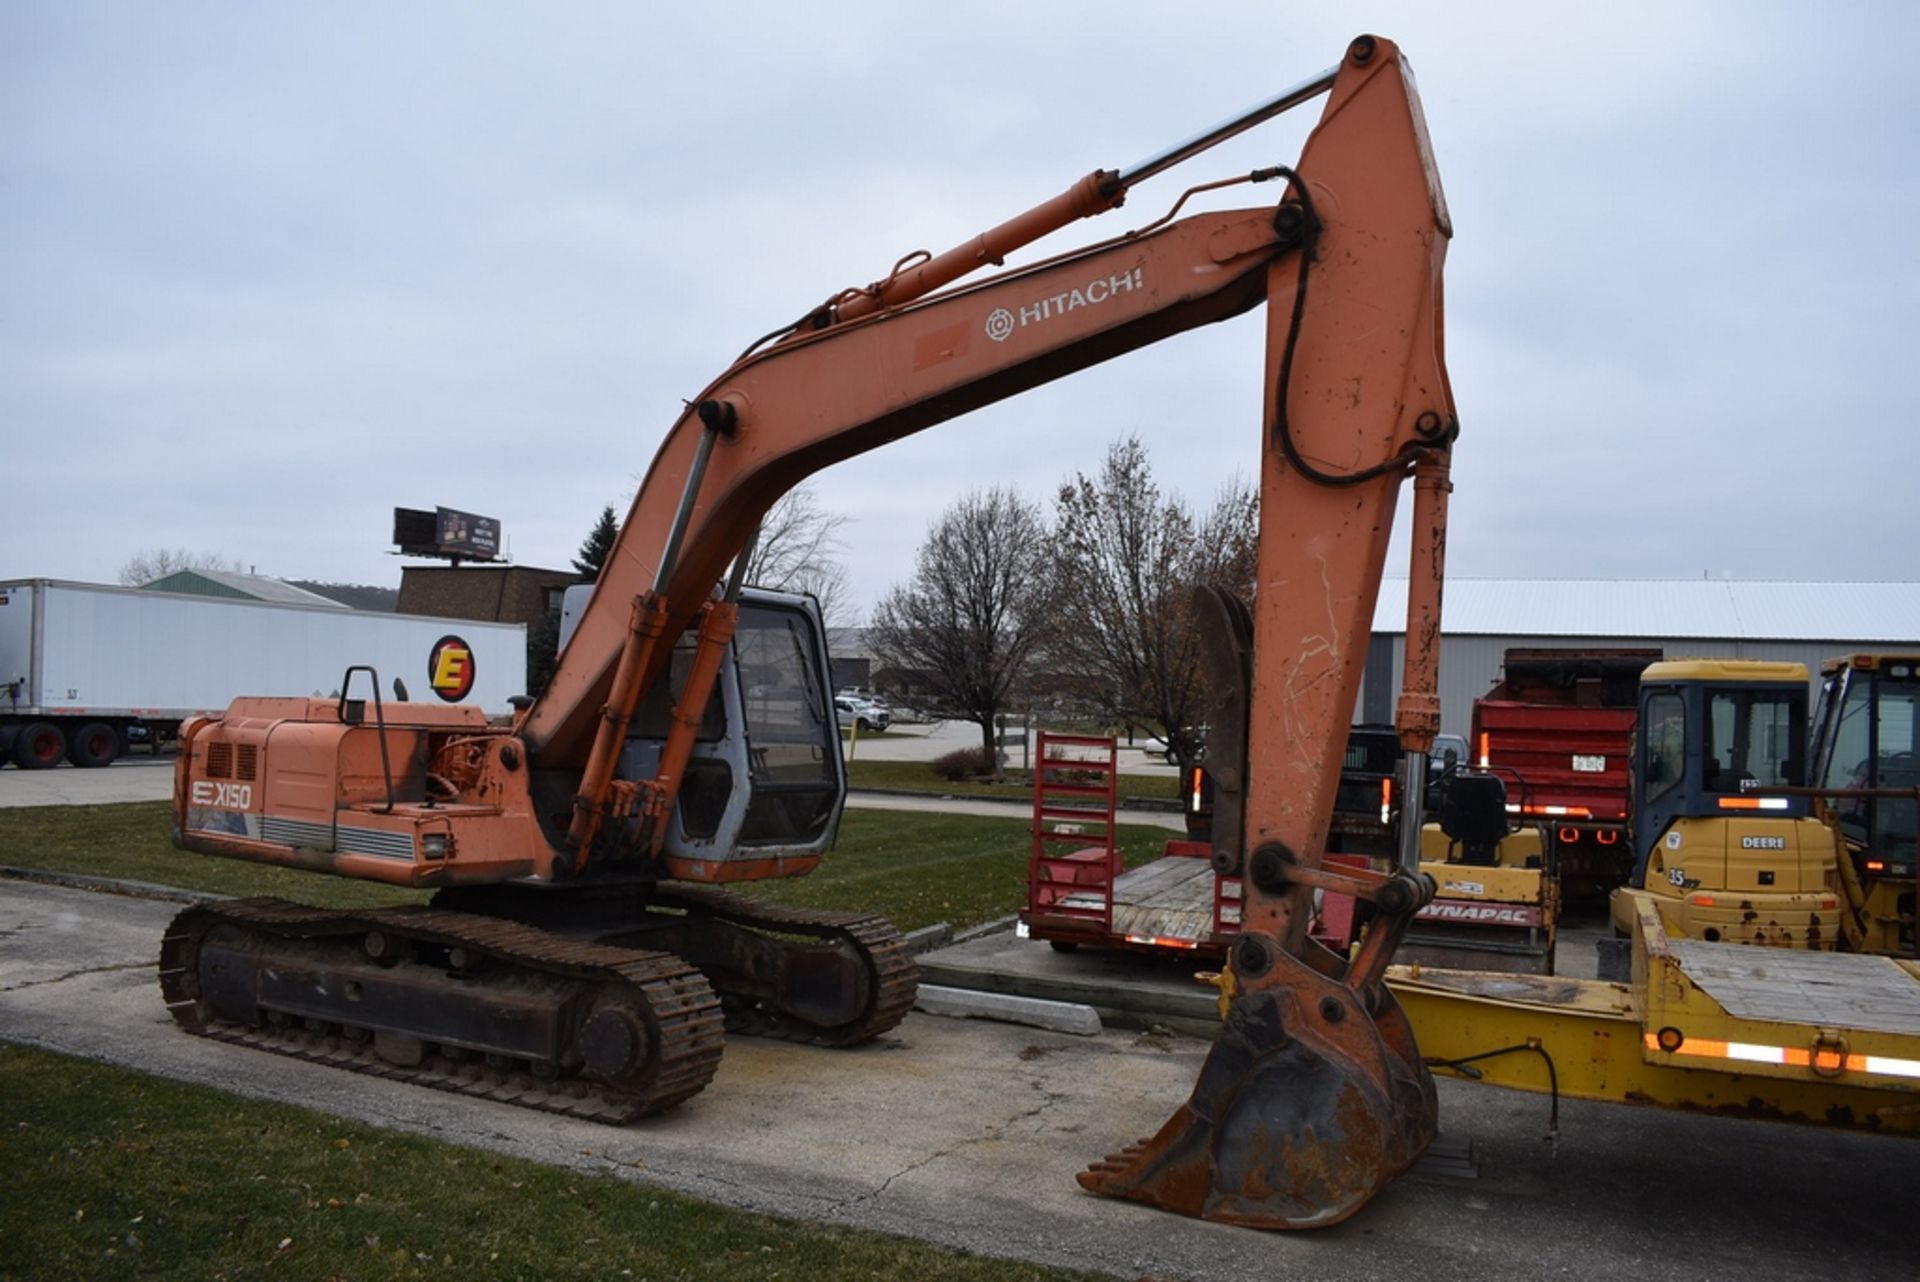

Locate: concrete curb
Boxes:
[914,984,1102,1035]
[952,913,1018,944]
[0,864,224,905]
[916,946,1222,1039]
[902,921,954,953]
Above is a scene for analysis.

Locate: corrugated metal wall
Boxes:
[1359,634,1863,735]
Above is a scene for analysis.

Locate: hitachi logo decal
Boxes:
[985,267,1144,342]
[191,780,253,809]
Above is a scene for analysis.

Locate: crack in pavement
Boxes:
[1,960,153,993]
[836,1070,1071,1213]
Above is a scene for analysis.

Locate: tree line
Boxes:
[872,435,1256,772]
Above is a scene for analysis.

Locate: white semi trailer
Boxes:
[0,579,526,768]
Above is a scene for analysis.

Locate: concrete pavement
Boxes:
[2,875,1913,1281]
[0,755,176,808]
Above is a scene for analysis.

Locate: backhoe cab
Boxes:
[1810,654,1918,955]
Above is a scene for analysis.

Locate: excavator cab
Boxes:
[557,584,845,879]
[1615,661,1837,947]
[1626,661,1811,879]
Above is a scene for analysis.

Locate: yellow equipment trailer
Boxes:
[1390,897,1920,1133]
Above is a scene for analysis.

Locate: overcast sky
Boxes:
[6,3,1917,618]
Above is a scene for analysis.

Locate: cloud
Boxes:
[4,2,1916,615]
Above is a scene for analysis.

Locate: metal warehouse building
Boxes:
[1358,579,1920,736]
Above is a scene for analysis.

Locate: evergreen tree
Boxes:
[573,505,619,581]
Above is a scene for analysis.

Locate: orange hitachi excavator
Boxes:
[162,34,1458,1230]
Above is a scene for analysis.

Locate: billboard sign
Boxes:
[394,506,502,562]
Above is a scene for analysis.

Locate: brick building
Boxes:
[397,564,578,629]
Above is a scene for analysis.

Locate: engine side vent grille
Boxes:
[206,742,234,779]
[236,744,259,781]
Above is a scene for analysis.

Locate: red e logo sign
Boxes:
[428,636,476,701]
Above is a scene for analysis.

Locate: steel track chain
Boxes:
[158,898,725,1122]
[648,882,919,1046]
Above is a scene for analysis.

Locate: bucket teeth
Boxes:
[1078,1140,1152,1181]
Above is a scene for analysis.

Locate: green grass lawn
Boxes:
[0,802,1173,934]
[741,810,1176,933]
[0,1044,1100,1282]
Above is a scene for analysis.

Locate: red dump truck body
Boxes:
[1470,648,1659,895]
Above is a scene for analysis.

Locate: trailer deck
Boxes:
[1021,732,1239,955]
[1668,940,1920,1037]
[1048,851,1235,950]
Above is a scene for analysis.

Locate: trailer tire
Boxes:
[67,722,120,768]
[12,721,67,770]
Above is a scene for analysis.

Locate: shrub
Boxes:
[930,746,996,782]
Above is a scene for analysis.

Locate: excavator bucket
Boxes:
[1078,938,1436,1229]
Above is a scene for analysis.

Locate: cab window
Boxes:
[1705,688,1803,790]
[1643,694,1685,800]
[1822,674,1875,843]
[632,636,726,741]
[734,603,838,846]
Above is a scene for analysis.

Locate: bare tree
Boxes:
[117,548,244,587]
[741,485,852,626]
[870,487,1054,768]
[1047,436,1257,773]
[1193,476,1260,606]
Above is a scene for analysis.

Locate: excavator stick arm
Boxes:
[1077,36,1456,1227]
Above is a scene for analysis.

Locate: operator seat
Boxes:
[1437,771,1509,868]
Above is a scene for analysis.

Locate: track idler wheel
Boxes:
[1077,931,1436,1229]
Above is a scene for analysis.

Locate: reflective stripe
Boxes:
[1644,1032,1920,1079]
[1716,796,1790,811]
[1126,933,1200,950]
